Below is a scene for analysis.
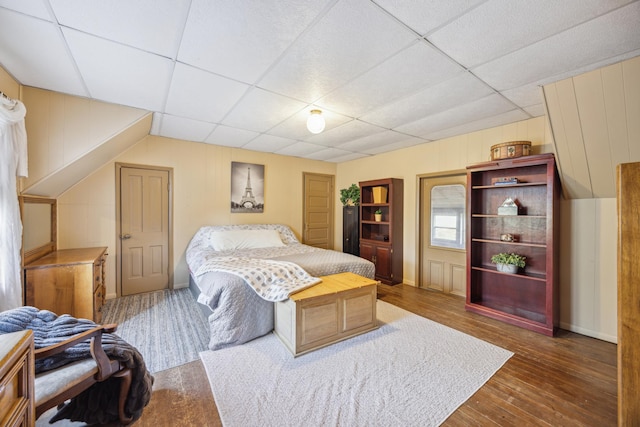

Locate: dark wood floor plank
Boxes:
[41,283,616,426]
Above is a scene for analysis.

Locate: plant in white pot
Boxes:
[340,184,360,206]
[491,252,526,274]
[374,209,382,222]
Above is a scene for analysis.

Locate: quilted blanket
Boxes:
[186,224,376,351]
[194,256,321,301]
[0,306,153,424]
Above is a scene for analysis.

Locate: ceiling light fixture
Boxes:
[306,109,325,134]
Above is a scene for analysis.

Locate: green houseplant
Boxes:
[491,252,526,274]
[374,209,382,222]
[340,184,360,206]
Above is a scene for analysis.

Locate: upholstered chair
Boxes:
[34,324,133,425]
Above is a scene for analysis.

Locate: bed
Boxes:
[186,224,375,351]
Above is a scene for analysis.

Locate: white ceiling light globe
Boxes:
[306,109,325,134]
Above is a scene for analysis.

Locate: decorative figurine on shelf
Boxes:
[500,233,516,242]
[498,197,519,215]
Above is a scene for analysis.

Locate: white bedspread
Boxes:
[186,224,375,351]
[194,256,321,302]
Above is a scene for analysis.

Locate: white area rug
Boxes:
[200,300,513,427]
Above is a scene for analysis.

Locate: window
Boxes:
[430,184,465,249]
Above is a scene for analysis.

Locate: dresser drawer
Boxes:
[0,354,26,417]
[0,331,34,427]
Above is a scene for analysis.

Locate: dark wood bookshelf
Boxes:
[359,178,403,285]
[465,153,560,336]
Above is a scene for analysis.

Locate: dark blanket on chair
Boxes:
[0,306,154,424]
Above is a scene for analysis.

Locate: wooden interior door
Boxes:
[303,173,334,249]
[617,161,640,425]
[119,165,170,296]
[419,174,467,296]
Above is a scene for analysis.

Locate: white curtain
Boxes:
[0,94,28,312]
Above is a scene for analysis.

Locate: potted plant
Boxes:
[340,184,360,206]
[491,252,526,274]
[374,209,382,222]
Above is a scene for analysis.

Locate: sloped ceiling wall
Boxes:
[543,56,640,199]
[20,86,151,198]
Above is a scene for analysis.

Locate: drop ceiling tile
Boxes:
[275,141,326,157]
[258,0,417,102]
[337,130,423,152]
[523,104,545,117]
[361,72,494,128]
[472,2,640,91]
[0,9,87,96]
[316,41,465,117]
[540,49,640,88]
[373,0,485,35]
[304,120,388,147]
[364,136,427,155]
[62,28,174,110]
[177,0,330,84]
[328,151,370,163]
[424,109,529,141]
[242,134,296,153]
[157,114,215,141]
[306,147,361,162]
[49,0,190,58]
[0,0,53,20]
[222,88,307,133]
[429,0,633,68]
[268,107,352,140]
[204,124,259,148]
[395,93,515,138]
[165,63,249,123]
[500,84,544,109]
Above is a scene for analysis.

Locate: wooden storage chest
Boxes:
[274,272,378,356]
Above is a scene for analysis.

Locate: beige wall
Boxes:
[20,87,148,195]
[6,62,618,343]
[0,67,20,99]
[336,117,617,342]
[544,56,640,199]
[56,135,336,299]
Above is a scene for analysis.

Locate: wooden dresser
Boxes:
[24,247,108,323]
[0,330,35,427]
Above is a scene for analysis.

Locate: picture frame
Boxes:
[231,162,264,213]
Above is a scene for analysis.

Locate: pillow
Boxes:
[208,229,285,251]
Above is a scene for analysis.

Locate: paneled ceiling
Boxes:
[1,0,639,163]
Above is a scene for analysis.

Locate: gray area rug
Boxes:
[103,288,209,373]
[201,300,513,427]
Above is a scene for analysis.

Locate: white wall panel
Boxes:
[544,56,640,199]
[574,70,615,197]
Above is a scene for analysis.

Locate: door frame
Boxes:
[115,162,174,297]
[415,169,466,290]
[302,172,335,249]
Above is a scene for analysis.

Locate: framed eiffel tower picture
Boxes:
[231,162,265,213]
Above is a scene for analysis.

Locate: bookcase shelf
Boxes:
[465,153,560,336]
[359,178,403,285]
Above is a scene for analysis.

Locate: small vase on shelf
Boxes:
[496,263,518,274]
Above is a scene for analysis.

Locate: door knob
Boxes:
[121,234,132,239]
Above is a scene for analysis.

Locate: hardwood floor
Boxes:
[41,283,617,426]
[377,284,617,426]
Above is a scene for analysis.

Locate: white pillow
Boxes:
[208,229,285,251]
